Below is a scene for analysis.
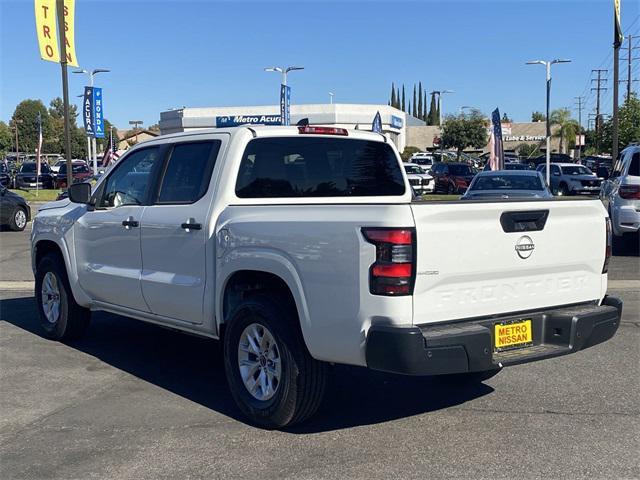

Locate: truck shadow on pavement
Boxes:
[1,296,493,432]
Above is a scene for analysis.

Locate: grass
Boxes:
[9,189,62,202]
[421,194,460,201]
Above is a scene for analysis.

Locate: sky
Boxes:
[1,0,639,130]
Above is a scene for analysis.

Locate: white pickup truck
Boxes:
[31,126,622,428]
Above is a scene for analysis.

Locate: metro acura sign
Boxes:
[216,114,281,128]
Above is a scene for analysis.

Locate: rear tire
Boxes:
[35,253,90,341]
[447,182,456,194]
[223,294,327,429]
[9,207,27,231]
[558,183,569,196]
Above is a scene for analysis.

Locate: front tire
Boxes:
[223,294,327,428]
[9,207,28,231]
[35,253,90,341]
[447,182,456,194]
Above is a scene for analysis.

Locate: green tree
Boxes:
[390,83,396,108]
[427,92,438,125]
[49,97,79,124]
[502,112,512,122]
[550,108,580,154]
[11,99,51,155]
[531,111,546,122]
[401,85,406,112]
[516,143,540,159]
[599,93,640,153]
[401,146,421,161]
[0,121,12,157]
[412,85,417,117]
[417,82,423,120]
[423,91,427,121]
[396,87,400,109]
[441,111,488,159]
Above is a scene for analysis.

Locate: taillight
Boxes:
[603,217,612,273]
[298,126,348,136]
[362,228,415,296]
[619,184,640,199]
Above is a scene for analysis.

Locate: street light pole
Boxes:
[264,66,304,125]
[526,59,571,186]
[329,92,334,104]
[73,68,110,175]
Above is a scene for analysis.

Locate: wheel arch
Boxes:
[32,235,92,307]
[217,254,312,352]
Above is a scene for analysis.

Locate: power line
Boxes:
[591,69,608,149]
[620,34,640,99]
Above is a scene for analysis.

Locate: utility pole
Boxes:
[574,96,585,161]
[620,34,639,100]
[56,0,73,189]
[591,69,608,153]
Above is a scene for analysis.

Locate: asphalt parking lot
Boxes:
[1,221,638,479]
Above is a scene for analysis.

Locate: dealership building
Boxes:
[159,104,561,154]
[159,104,424,152]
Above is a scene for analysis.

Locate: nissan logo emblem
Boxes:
[515,235,535,259]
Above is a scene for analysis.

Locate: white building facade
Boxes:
[159,104,425,152]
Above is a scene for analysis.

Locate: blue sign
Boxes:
[215,114,281,128]
[93,87,104,138]
[82,87,95,137]
[280,84,291,126]
[391,115,403,129]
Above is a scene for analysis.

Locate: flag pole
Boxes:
[56,0,73,190]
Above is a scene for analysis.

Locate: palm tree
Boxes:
[550,108,580,154]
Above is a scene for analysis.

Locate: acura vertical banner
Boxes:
[83,86,95,137]
[280,84,291,126]
[93,87,105,138]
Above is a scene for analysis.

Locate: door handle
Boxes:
[122,217,139,229]
[181,218,202,231]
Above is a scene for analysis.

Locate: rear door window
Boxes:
[235,137,405,198]
[156,141,221,204]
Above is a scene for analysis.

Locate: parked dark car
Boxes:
[461,170,553,200]
[14,162,54,189]
[0,186,31,231]
[0,162,11,187]
[55,161,92,189]
[431,162,476,194]
[527,153,573,169]
[583,155,613,176]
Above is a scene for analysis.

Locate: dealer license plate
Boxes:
[494,319,533,351]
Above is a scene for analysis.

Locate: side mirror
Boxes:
[596,166,609,180]
[68,182,92,204]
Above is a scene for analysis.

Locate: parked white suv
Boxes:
[600,145,640,236]
[31,126,622,428]
[404,162,434,194]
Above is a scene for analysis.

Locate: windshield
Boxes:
[59,163,90,174]
[561,165,592,175]
[19,163,50,173]
[405,165,425,174]
[472,174,544,191]
[449,164,473,176]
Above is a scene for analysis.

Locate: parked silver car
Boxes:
[600,145,640,237]
[537,163,601,196]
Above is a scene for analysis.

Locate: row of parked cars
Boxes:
[405,145,639,239]
[0,159,93,190]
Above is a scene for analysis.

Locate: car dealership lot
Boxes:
[1,225,638,479]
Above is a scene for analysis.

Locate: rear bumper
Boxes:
[366,296,622,376]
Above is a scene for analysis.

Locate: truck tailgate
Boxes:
[410,199,607,324]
